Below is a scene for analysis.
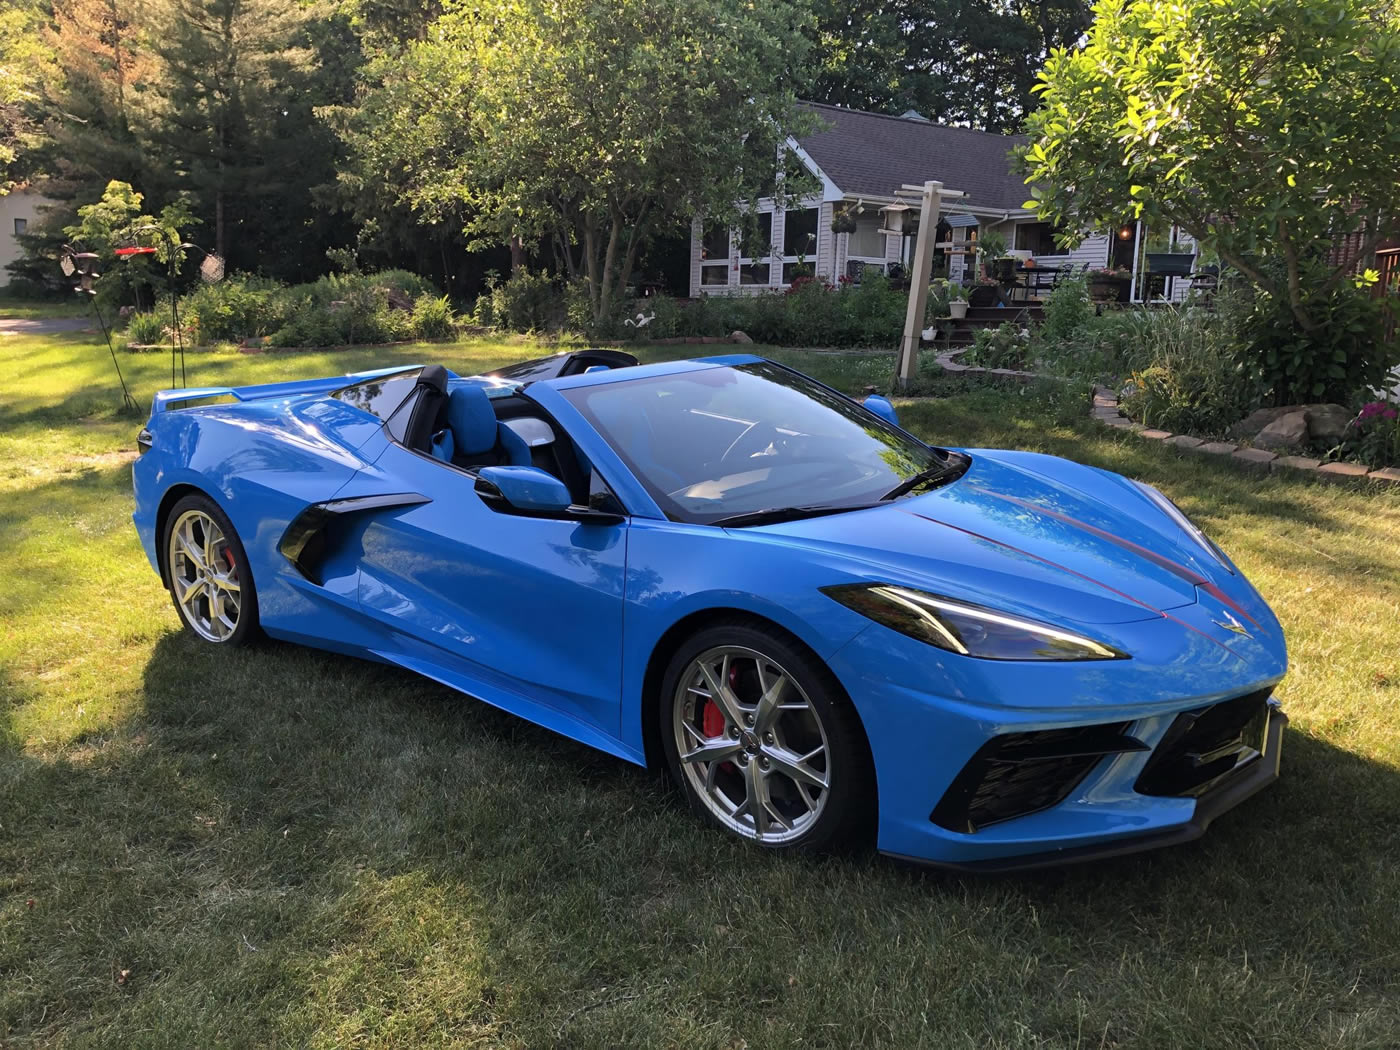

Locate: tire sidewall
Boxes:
[161,492,260,645]
[658,621,872,853]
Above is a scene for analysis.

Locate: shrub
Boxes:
[1331,401,1400,468]
[411,294,456,340]
[125,311,166,347]
[965,322,1031,370]
[1117,308,1254,434]
[183,276,288,343]
[475,269,558,332]
[1230,259,1398,405]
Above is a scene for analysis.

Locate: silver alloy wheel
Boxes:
[167,508,242,642]
[672,644,831,843]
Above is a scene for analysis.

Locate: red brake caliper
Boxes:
[700,663,742,773]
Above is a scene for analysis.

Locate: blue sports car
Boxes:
[131,350,1287,871]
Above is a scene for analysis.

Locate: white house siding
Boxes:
[689,195,835,296]
[1067,233,1111,270]
[689,217,705,297]
[815,202,835,281]
[0,190,51,285]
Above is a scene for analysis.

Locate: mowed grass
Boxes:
[1,322,1399,1049]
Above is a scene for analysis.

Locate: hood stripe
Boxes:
[976,490,1261,629]
[898,507,1241,655]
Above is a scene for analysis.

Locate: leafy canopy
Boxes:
[339,0,815,322]
[1022,0,1400,331]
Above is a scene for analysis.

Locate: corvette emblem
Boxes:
[1213,609,1252,639]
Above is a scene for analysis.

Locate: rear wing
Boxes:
[149,365,418,414]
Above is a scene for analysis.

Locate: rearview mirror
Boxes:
[475,466,622,524]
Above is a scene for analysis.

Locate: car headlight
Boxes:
[1131,481,1234,574]
[823,584,1128,661]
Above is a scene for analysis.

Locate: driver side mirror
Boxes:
[475,466,623,524]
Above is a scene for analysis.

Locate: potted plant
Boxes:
[948,294,969,320]
[1087,266,1132,303]
[976,231,1011,281]
[830,204,859,235]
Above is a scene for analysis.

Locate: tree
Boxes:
[806,0,1092,132]
[338,0,816,324]
[1023,0,1400,334]
[0,0,56,191]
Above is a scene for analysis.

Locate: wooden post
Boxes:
[897,180,942,388]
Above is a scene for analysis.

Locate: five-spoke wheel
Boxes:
[660,621,873,852]
[162,493,259,645]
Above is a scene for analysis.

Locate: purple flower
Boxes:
[1356,401,1399,424]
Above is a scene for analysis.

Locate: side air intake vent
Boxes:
[932,723,1146,833]
[1135,689,1272,798]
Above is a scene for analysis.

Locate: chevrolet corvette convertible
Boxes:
[131,350,1288,871]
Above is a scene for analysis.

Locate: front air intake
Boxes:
[1134,689,1272,798]
[931,723,1147,833]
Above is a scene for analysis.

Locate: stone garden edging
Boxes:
[932,346,1400,487]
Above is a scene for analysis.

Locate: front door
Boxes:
[353,442,629,741]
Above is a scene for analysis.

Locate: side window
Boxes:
[332,368,422,421]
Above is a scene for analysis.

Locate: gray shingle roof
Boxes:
[795,102,1030,211]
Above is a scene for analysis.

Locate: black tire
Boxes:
[659,619,875,854]
[160,492,261,646]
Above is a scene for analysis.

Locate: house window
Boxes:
[848,216,885,259]
[737,212,774,287]
[783,208,819,259]
[1013,221,1060,256]
[700,223,730,286]
[13,218,27,236]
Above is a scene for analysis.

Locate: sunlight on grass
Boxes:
[2,324,1399,1047]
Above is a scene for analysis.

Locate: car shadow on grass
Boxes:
[5,629,1400,1046]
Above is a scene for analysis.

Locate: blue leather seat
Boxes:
[430,385,531,467]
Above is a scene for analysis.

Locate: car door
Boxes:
[351,438,629,745]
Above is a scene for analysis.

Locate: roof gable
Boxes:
[795,103,1030,211]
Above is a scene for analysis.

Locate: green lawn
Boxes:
[2,325,1399,1048]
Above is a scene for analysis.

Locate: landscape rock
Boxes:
[730,330,753,344]
[1229,406,1299,440]
[1254,410,1309,449]
[1304,403,1354,444]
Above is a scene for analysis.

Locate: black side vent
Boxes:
[932,723,1146,833]
[1135,689,1272,798]
[279,492,431,585]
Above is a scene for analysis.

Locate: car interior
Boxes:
[391,363,602,506]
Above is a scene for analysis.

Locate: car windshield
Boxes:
[562,361,962,525]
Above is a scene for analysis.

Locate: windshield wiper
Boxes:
[710,503,878,528]
[880,460,966,501]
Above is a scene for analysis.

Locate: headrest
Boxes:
[446,385,498,455]
[418,364,449,394]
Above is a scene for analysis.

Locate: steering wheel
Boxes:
[719,421,784,465]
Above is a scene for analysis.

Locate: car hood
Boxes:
[746,449,1253,627]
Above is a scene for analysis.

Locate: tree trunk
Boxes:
[510,234,525,272]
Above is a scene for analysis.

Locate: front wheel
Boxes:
[161,493,260,646]
[659,621,874,853]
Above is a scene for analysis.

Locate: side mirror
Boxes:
[475,466,622,524]
[861,391,900,427]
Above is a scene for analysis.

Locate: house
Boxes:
[0,187,52,287]
[689,103,1192,303]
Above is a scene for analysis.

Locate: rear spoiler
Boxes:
[149,365,419,414]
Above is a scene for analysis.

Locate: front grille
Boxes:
[931,723,1147,833]
[1135,689,1272,798]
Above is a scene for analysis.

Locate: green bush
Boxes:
[1330,400,1400,468]
[183,276,288,343]
[125,311,166,347]
[1230,258,1398,405]
[474,269,558,332]
[1117,308,1254,435]
[965,322,1031,370]
[411,294,456,341]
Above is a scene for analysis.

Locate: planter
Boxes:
[948,300,969,320]
[992,257,1016,283]
[1088,276,1131,303]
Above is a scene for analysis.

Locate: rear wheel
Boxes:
[162,493,259,646]
[659,621,874,853]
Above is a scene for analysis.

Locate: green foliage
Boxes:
[473,270,558,333]
[411,294,456,341]
[965,322,1031,370]
[1230,260,1398,405]
[124,311,166,347]
[340,0,816,325]
[1331,402,1400,468]
[1116,309,1256,435]
[0,0,53,189]
[1024,0,1400,342]
[183,276,290,343]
